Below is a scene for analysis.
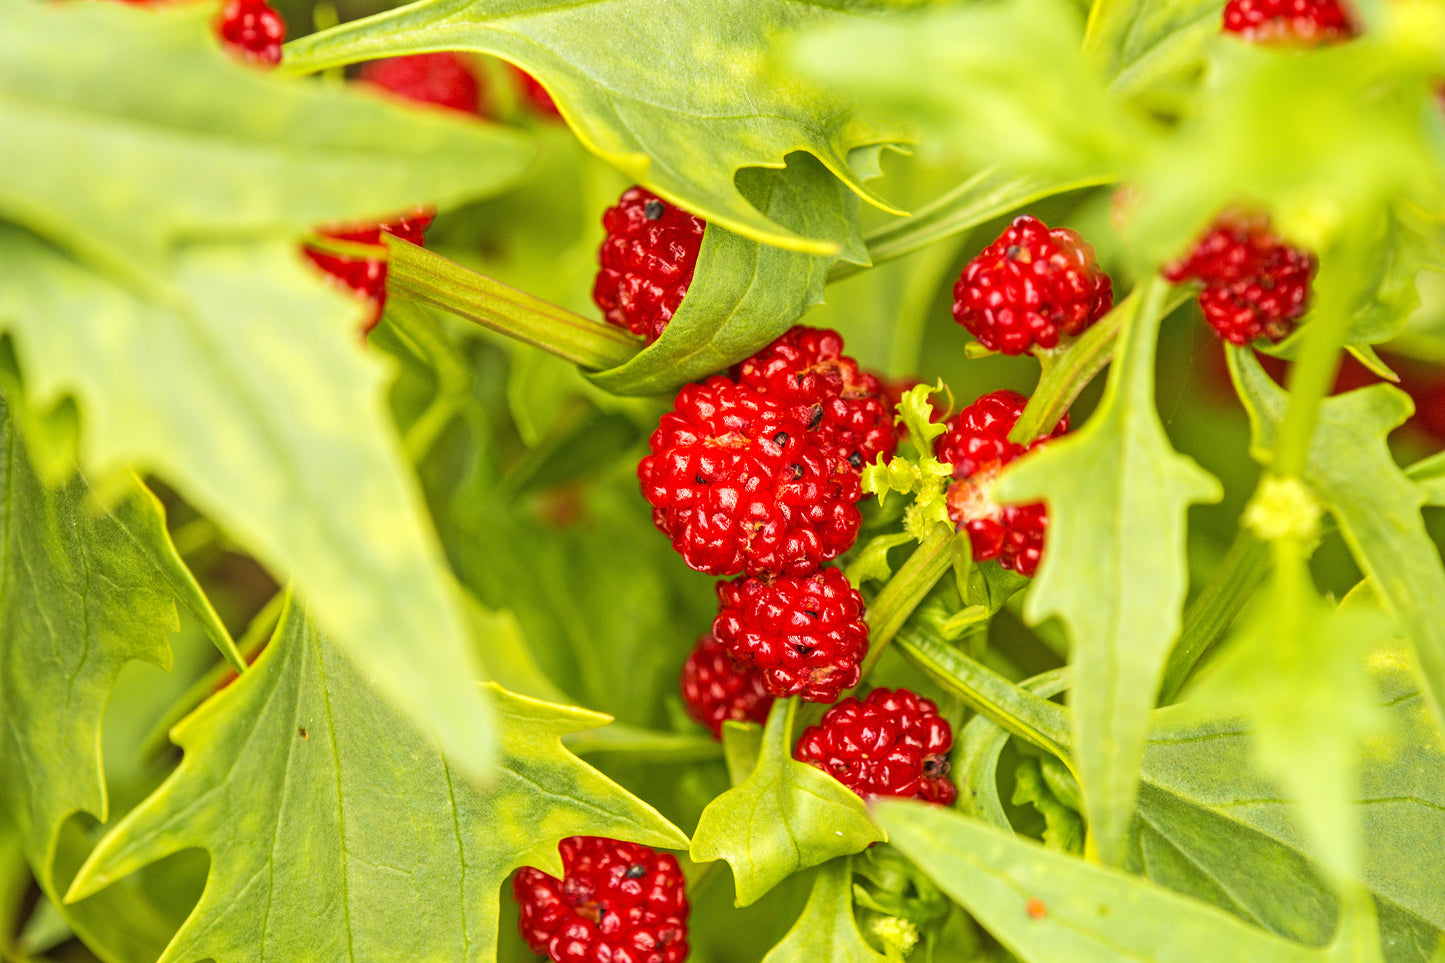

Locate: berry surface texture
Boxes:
[593,187,706,342]
[795,688,959,804]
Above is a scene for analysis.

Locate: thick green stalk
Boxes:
[383,236,641,370]
[859,524,960,678]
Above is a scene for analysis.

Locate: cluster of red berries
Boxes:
[1221,0,1357,43]
[952,215,1113,356]
[593,187,707,342]
[1162,211,1316,345]
[637,324,892,705]
[513,836,690,963]
[935,389,1071,577]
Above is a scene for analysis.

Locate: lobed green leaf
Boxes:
[280,0,913,255]
[691,700,884,907]
[69,598,688,963]
[761,859,891,963]
[1228,348,1445,731]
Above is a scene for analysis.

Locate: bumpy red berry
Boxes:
[305,206,435,334]
[795,688,957,804]
[1222,0,1357,43]
[952,215,1114,355]
[736,326,898,473]
[216,0,285,66]
[638,376,862,577]
[1162,211,1316,345]
[934,390,1069,578]
[512,836,689,963]
[358,53,483,115]
[713,567,868,703]
[593,187,706,343]
[680,634,775,738]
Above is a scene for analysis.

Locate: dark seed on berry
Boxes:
[644,199,665,220]
[773,431,789,447]
[808,406,824,430]
[625,865,648,879]
[847,451,863,470]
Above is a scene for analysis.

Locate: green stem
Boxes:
[1010,284,1192,446]
[383,236,641,370]
[1271,233,1359,479]
[1158,528,1271,703]
[859,525,959,679]
[894,626,1074,768]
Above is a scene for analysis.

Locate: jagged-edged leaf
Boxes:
[1082,0,1220,94]
[784,0,1152,176]
[1228,348,1445,730]
[0,395,189,885]
[588,154,866,395]
[691,700,884,907]
[281,0,914,255]
[0,0,535,780]
[998,281,1222,866]
[1137,648,1445,960]
[0,226,496,782]
[874,799,1382,963]
[761,859,890,963]
[69,598,688,963]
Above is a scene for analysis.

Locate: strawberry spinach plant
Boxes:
[3,0,1445,960]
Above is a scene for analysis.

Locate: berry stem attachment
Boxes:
[858,524,960,680]
[383,235,642,370]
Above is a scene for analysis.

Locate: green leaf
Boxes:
[1228,348,1445,731]
[0,0,535,780]
[761,859,891,963]
[1138,649,1445,957]
[843,166,1117,273]
[1,0,530,277]
[955,670,1071,831]
[784,0,1150,176]
[874,799,1382,963]
[281,0,913,255]
[0,226,497,784]
[1010,757,1084,854]
[587,154,867,395]
[691,700,885,907]
[0,396,176,885]
[68,597,688,963]
[1182,566,1394,885]
[1082,0,1220,95]
[998,278,1222,866]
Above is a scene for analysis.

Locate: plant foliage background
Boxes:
[2,0,1445,960]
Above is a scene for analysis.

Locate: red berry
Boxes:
[215,0,285,66]
[357,53,483,116]
[512,65,563,117]
[638,376,862,577]
[593,187,706,343]
[794,688,958,804]
[713,567,869,704]
[512,836,689,963]
[679,634,775,738]
[933,390,1069,578]
[1162,211,1316,345]
[1222,0,1357,43]
[305,206,435,334]
[952,215,1114,356]
[736,326,899,473]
